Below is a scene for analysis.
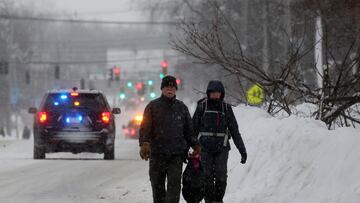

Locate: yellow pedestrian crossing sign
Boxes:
[247,84,264,105]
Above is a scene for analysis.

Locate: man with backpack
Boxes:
[139,75,201,203]
[192,80,247,203]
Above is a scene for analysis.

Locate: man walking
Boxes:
[193,80,247,203]
[139,75,201,203]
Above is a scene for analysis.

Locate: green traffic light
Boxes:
[150,92,156,98]
[120,93,126,100]
[159,73,164,79]
[148,80,154,86]
[127,82,133,88]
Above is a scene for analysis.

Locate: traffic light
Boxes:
[147,80,153,86]
[113,66,121,81]
[136,82,142,89]
[150,92,156,99]
[119,92,126,100]
[119,87,126,100]
[80,78,85,89]
[149,86,156,99]
[127,81,133,88]
[109,68,114,81]
[0,61,9,75]
[25,71,30,85]
[55,65,60,79]
[161,59,168,75]
[159,73,165,79]
[136,82,146,95]
[176,78,184,90]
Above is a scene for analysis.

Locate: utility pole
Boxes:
[243,0,249,49]
[315,13,324,120]
[355,2,360,77]
[315,15,324,89]
[12,59,19,139]
[0,61,11,137]
[262,0,270,75]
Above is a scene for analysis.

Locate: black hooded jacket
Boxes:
[192,81,247,155]
[139,95,199,155]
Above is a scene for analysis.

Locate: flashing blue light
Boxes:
[54,102,59,106]
[78,116,83,122]
[66,117,70,123]
[60,95,68,100]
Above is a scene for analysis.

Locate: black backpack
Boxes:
[182,156,205,203]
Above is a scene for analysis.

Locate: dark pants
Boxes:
[149,154,183,203]
[201,150,229,203]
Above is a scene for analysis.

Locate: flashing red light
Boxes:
[102,112,111,124]
[161,60,168,68]
[71,92,79,97]
[136,82,143,90]
[113,67,121,76]
[38,112,47,123]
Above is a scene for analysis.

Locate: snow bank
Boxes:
[226,105,360,203]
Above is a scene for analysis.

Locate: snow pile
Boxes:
[226,105,360,203]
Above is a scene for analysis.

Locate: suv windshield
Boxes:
[43,93,108,111]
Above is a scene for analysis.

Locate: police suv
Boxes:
[29,88,121,160]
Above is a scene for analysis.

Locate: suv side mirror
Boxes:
[28,107,37,114]
[112,108,121,115]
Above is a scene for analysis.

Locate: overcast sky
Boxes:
[12,0,172,71]
[18,0,148,21]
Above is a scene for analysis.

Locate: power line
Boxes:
[22,36,169,45]
[8,55,179,65]
[74,8,142,16]
[0,14,178,26]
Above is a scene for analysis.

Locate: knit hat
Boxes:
[161,75,178,90]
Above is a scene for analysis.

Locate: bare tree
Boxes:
[171,0,360,128]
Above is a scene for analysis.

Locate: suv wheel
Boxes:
[104,145,114,160]
[33,146,45,159]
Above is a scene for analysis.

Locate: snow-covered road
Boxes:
[0,138,152,203]
[1,105,359,203]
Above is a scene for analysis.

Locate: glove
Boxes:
[139,142,151,161]
[241,153,247,164]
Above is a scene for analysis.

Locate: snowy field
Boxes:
[0,105,359,203]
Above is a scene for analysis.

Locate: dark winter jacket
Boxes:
[192,80,247,155]
[139,95,199,155]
